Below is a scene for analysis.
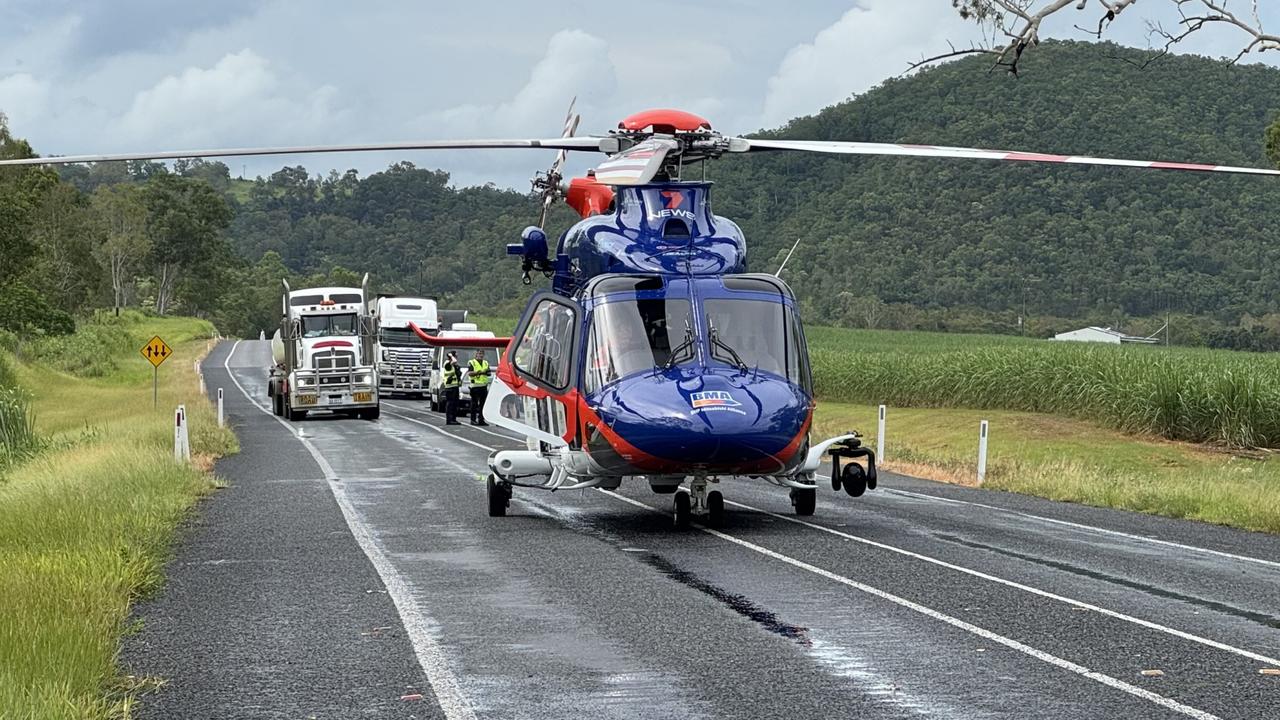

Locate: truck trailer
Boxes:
[267,276,380,420]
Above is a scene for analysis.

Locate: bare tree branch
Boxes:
[935,0,1279,75]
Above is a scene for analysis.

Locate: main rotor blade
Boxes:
[594,137,678,185]
[0,136,606,167]
[739,138,1280,177]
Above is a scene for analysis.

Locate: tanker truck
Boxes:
[267,275,380,420]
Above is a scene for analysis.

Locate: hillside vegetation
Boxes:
[0,313,235,719]
[4,40,1277,346]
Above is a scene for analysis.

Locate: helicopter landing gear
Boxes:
[790,484,816,516]
[674,476,724,529]
[486,474,512,517]
[673,491,691,529]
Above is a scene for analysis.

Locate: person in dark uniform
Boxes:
[442,351,461,425]
[467,349,491,425]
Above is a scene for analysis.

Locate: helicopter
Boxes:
[3,105,1279,528]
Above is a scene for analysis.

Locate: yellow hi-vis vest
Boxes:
[443,363,460,389]
[468,358,491,387]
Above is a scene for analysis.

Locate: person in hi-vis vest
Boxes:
[465,349,491,425]
[442,352,461,425]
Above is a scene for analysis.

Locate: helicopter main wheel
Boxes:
[842,463,868,498]
[486,474,511,517]
[790,486,816,516]
[673,491,692,529]
[706,490,725,528]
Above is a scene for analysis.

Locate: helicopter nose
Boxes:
[591,371,811,473]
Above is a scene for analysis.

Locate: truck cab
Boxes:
[427,323,501,413]
[374,296,438,398]
[268,277,380,421]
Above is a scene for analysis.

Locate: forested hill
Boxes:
[707,40,1280,330]
[14,40,1280,345]
[214,40,1280,337]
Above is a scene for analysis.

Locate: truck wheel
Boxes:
[286,398,305,422]
[272,391,283,417]
[364,405,381,421]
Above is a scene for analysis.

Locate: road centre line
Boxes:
[601,490,1221,720]
[222,341,478,720]
[382,400,1279,678]
[384,400,525,442]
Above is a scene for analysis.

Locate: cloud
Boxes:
[760,0,985,129]
[0,73,49,130]
[114,49,340,148]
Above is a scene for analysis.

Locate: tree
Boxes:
[28,182,99,312]
[942,1,1277,74]
[90,184,150,315]
[143,175,232,315]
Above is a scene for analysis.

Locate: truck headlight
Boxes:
[297,376,316,387]
[355,373,373,385]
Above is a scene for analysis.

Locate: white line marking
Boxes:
[384,401,524,442]
[223,341,477,720]
[379,391,1280,669]
[600,491,1221,720]
[724,496,1280,668]
[384,410,499,453]
[872,486,1280,571]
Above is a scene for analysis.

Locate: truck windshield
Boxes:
[302,313,357,338]
[380,328,430,346]
[585,298,692,391]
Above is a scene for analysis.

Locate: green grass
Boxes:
[814,401,1280,533]
[0,312,237,719]
[809,326,1280,449]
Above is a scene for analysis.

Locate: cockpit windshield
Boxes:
[704,299,808,387]
[302,313,357,338]
[586,298,693,391]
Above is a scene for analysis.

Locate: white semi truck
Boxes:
[268,276,380,420]
[374,296,438,398]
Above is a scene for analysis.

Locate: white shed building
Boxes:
[1052,326,1157,344]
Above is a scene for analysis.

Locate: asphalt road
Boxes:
[124,339,1280,719]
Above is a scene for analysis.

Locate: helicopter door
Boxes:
[486,292,581,447]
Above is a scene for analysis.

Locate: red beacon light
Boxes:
[618,109,712,134]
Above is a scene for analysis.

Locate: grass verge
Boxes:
[0,312,237,719]
[814,401,1280,533]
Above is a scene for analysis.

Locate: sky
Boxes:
[2,0,1279,188]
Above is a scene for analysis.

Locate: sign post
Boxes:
[141,335,173,408]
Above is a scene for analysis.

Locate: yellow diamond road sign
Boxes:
[141,336,172,367]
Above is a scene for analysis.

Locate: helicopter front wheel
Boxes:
[487,474,512,517]
[790,486,816,516]
[673,491,691,529]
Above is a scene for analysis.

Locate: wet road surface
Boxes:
[124,340,1280,719]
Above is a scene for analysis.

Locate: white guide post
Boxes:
[174,406,184,461]
[977,420,989,485]
[178,404,191,461]
[217,388,225,428]
[877,405,886,461]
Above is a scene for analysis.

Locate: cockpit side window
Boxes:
[585,298,693,392]
[513,300,577,391]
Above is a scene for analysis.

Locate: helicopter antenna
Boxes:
[774,237,803,277]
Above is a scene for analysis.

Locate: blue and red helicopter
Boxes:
[4,104,1278,527]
